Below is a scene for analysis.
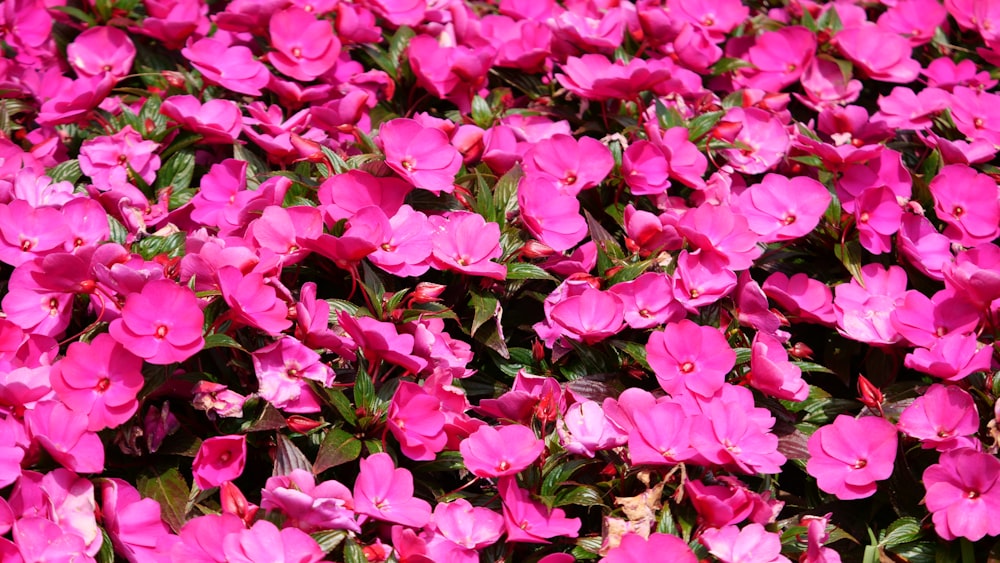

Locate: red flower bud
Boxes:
[161,71,185,89]
[220,481,258,525]
[788,342,814,359]
[411,282,446,304]
[286,415,323,434]
[857,374,885,414]
[521,240,555,258]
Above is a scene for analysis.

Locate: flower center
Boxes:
[401,156,415,171]
[291,47,302,58]
[680,361,695,374]
[953,206,965,217]
[854,459,867,469]
[96,377,111,392]
[155,325,168,339]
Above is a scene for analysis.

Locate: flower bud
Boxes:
[411,282,446,304]
[857,374,884,414]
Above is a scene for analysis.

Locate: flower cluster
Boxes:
[1,0,1000,561]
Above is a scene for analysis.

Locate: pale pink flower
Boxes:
[460,424,543,477]
[701,524,791,563]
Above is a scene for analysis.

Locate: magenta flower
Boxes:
[429,498,504,552]
[181,37,271,96]
[898,384,979,452]
[557,400,624,458]
[338,311,427,374]
[499,476,580,544]
[161,95,242,144]
[26,401,104,473]
[66,26,136,79]
[833,264,908,345]
[78,125,160,191]
[100,478,173,562]
[217,266,292,336]
[749,332,807,402]
[806,415,897,500]
[609,272,685,330]
[762,272,835,325]
[388,381,447,461]
[220,519,325,563]
[923,448,1000,541]
[833,24,921,83]
[739,174,831,242]
[50,333,144,431]
[253,336,332,414]
[460,424,543,477]
[429,212,506,280]
[518,176,588,252]
[601,532,697,563]
[903,332,993,382]
[701,524,790,563]
[647,319,734,397]
[354,453,432,528]
[192,434,247,490]
[261,469,359,533]
[108,280,205,365]
[380,118,462,194]
[627,399,695,466]
[556,54,671,101]
[929,164,1000,246]
[318,169,411,222]
[549,287,625,345]
[267,7,340,81]
[522,134,613,196]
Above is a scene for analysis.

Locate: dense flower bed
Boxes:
[2,0,1000,561]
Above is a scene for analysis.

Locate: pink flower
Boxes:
[749,332,807,402]
[161,95,242,144]
[601,532,697,563]
[627,399,695,466]
[898,384,979,452]
[354,453,432,528]
[108,280,205,365]
[100,478,173,562]
[549,287,625,345]
[904,332,993,382]
[739,174,831,242]
[380,118,462,194]
[738,26,816,92]
[267,7,340,81]
[192,435,247,490]
[929,164,1000,246]
[700,524,790,563]
[221,519,325,563]
[609,272,685,330]
[428,498,504,553]
[522,134,613,196]
[388,381,447,461]
[556,54,671,101]
[78,125,160,191]
[217,266,292,336]
[718,107,790,174]
[517,176,588,252]
[834,24,920,83]
[261,469,359,533]
[762,272,835,325]
[253,336,332,414]
[460,424,543,477]
[833,264,908,345]
[678,202,762,271]
[338,312,427,374]
[26,401,104,473]
[647,319,735,397]
[499,476,580,544]
[806,415,897,500]
[923,448,1000,541]
[66,26,136,79]
[50,333,144,431]
[429,212,506,280]
[181,37,271,96]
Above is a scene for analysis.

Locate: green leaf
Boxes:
[816,5,844,31]
[343,538,369,563]
[245,403,288,433]
[47,159,82,184]
[50,4,96,25]
[710,57,755,76]
[136,466,189,533]
[555,485,605,508]
[734,347,752,365]
[611,339,651,371]
[155,150,196,190]
[311,530,347,554]
[471,95,493,128]
[835,239,863,282]
[474,320,510,359]
[792,360,835,374]
[541,459,591,497]
[506,262,557,281]
[133,231,187,260]
[493,163,522,221]
[388,26,416,74]
[469,291,499,335]
[322,387,358,426]
[353,363,378,415]
[655,98,685,130]
[318,145,350,177]
[314,427,363,473]
[606,257,653,285]
[657,504,679,535]
[96,528,114,563]
[880,517,923,548]
[202,333,246,352]
[273,434,313,476]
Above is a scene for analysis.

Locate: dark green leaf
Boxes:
[835,239,863,282]
[657,504,679,535]
[311,530,347,554]
[493,163,522,221]
[322,387,358,426]
[471,95,493,128]
[792,360,835,374]
[133,231,186,260]
[47,159,82,184]
[611,340,651,371]
[202,333,246,352]
[880,517,923,548]
[50,5,97,25]
[136,466,189,533]
[469,291,499,335]
[343,538,369,563]
[273,434,313,476]
[710,57,755,76]
[314,427,363,473]
[95,528,114,563]
[541,459,591,497]
[506,262,557,281]
[388,26,416,74]
[245,403,288,433]
[555,485,605,508]
[474,320,510,359]
[353,362,377,416]
[155,150,196,190]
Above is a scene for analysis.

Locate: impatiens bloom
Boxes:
[898,384,979,452]
[380,118,462,194]
[923,448,1000,541]
[181,37,271,96]
[499,476,581,544]
[739,174,831,242]
[192,434,247,490]
[429,212,506,279]
[261,469,359,533]
[522,134,614,196]
[253,336,333,413]
[161,95,243,144]
[388,381,447,461]
[749,332,807,402]
[460,424,544,477]
[762,272,835,325]
[220,519,325,563]
[833,264,908,345]
[549,288,625,345]
[806,415,897,500]
[267,7,340,81]
[904,332,993,382]
[700,524,791,563]
[929,164,1000,246]
[427,498,504,558]
[628,399,695,466]
[833,24,921,83]
[66,26,136,79]
[601,532,697,563]
[354,453,432,528]
[518,176,589,252]
[108,280,205,365]
[50,333,144,431]
[100,478,173,562]
[647,320,735,397]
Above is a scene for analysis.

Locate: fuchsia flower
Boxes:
[923,448,1000,541]
[50,333,143,431]
[556,55,671,101]
[388,381,447,461]
[834,24,920,84]
[267,7,340,81]
[929,164,1000,246]
[181,37,271,96]
[522,134,614,196]
[749,332,807,402]
[904,332,993,382]
[739,174,831,242]
[518,176,588,252]
[354,453,432,528]
[426,498,504,560]
[460,424,544,477]
[100,478,173,562]
[898,384,979,451]
[429,212,506,280]
[161,95,242,144]
[221,519,325,563]
[192,434,247,490]
[108,280,205,365]
[647,319,735,397]
[700,524,790,563]
[499,476,580,544]
[253,335,333,413]
[380,118,462,194]
[601,532,697,563]
[806,415,897,500]
[833,264,908,345]
[66,26,136,79]
[78,125,160,191]
[548,287,625,345]
[261,469,359,533]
